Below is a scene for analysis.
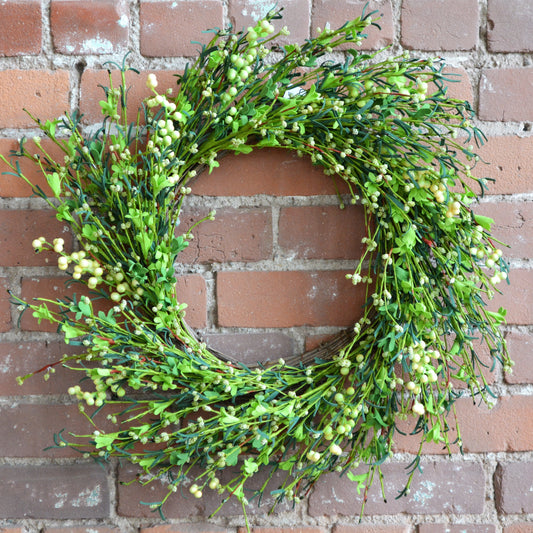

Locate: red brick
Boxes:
[401,0,478,51]
[141,0,223,57]
[0,341,83,395]
[494,461,533,514]
[418,526,496,533]
[51,0,128,55]
[80,69,179,124]
[0,277,10,333]
[0,210,72,267]
[309,460,485,516]
[490,269,533,325]
[0,463,109,519]
[20,276,92,332]
[0,403,115,458]
[0,138,65,198]
[230,0,310,46]
[0,0,41,56]
[243,529,325,533]
[487,0,533,52]
[141,526,229,533]
[217,270,366,328]
[0,528,24,533]
[503,525,533,533]
[0,70,70,129]
[333,527,409,533]
[279,205,366,260]
[475,200,533,259]
[175,274,207,328]
[312,0,394,50]
[192,148,350,197]
[437,66,473,104]
[473,135,533,195]
[479,69,533,122]
[177,207,272,263]
[204,332,295,366]
[45,528,120,533]
[505,332,533,384]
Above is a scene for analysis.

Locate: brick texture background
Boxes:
[0,1,532,532]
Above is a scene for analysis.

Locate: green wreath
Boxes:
[3,8,512,521]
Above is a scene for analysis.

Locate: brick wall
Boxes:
[0,1,532,532]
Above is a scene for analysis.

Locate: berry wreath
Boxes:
[2,8,512,523]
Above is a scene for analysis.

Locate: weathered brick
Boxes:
[0,0,42,56]
[0,403,114,458]
[503,525,533,533]
[191,148,350,197]
[309,460,485,516]
[241,529,326,533]
[278,205,366,260]
[504,332,533,384]
[141,526,229,533]
[312,0,394,50]
[44,527,120,533]
[141,0,223,57]
[0,138,64,198]
[475,200,533,259]
[0,277,10,333]
[479,69,533,122]
[217,270,366,327]
[0,528,24,533]
[473,135,533,195]
[401,0,478,51]
[204,332,295,366]
[177,207,272,263]
[175,274,207,328]
[333,526,409,533]
[0,463,109,519]
[437,66,473,104]
[0,70,70,128]
[80,69,178,124]
[0,210,72,267]
[487,0,533,52]
[51,0,128,54]
[418,526,496,533]
[494,461,533,514]
[490,269,533,325]
[0,341,84,395]
[230,0,310,45]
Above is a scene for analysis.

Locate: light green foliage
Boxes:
[0,7,512,523]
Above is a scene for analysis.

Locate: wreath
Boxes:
[2,8,512,522]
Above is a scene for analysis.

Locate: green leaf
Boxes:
[474,214,494,231]
[225,446,240,466]
[47,172,61,198]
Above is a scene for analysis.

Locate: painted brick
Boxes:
[418,526,496,533]
[0,277,10,333]
[475,200,533,259]
[474,135,533,195]
[175,274,207,328]
[204,332,295,366]
[141,526,229,533]
[51,0,128,55]
[141,0,223,57]
[191,148,350,197]
[401,0,478,51]
[79,69,178,124]
[487,0,533,52]
[309,460,485,516]
[490,269,533,325]
[0,0,42,56]
[479,69,533,122]
[0,138,64,198]
[0,341,84,395]
[0,403,114,458]
[0,70,70,128]
[0,463,109,519]
[333,526,410,533]
[0,210,72,267]
[312,0,393,50]
[504,332,533,384]
[177,207,272,263]
[230,0,311,45]
[494,461,533,514]
[217,270,367,328]
[278,205,366,260]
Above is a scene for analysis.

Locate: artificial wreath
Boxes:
[2,8,512,522]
